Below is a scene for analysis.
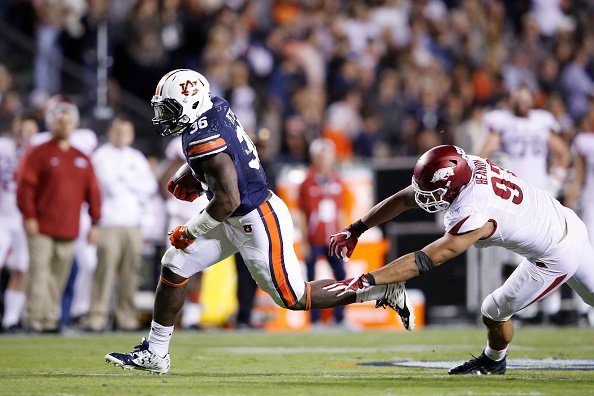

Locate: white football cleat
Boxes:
[376,282,415,331]
[105,337,170,375]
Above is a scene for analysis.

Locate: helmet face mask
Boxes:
[412,177,451,213]
[151,97,186,136]
[151,69,213,137]
[412,145,472,213]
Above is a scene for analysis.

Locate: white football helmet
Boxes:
[151,69,213,136]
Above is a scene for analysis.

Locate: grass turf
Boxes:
[0,326,593,395]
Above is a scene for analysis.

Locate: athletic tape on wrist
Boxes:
[186,210,221,238]
[348,219,369,235]
[363,273,376,286]
[414,250,434,275]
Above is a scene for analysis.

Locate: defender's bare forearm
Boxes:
[370,253,420,284]
[361,186,417,228]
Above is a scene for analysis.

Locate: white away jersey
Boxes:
[0,137,22,214]
[444,155,567,259]
[572,132,594,209]
[483,109,560,189]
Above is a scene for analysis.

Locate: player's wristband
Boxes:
[362,273,376,286]
[348,219,369,236]
[414,250,434,275]
[186,210,221,239]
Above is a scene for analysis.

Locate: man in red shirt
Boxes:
[298,138,353,329]
[16,100,101,333]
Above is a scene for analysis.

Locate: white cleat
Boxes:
[375,282,415,331]
[105,337,170,375]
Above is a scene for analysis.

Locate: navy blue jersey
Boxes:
[181,96,269,216]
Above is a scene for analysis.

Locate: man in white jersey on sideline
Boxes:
[325,145,594,375]
[0,113,39,331]
[478,85,570,322]
[84,115,158,331]
[564,115,594,325]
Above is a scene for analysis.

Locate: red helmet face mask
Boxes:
[412,145,472,213]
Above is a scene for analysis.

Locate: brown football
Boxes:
[171,163,204,195]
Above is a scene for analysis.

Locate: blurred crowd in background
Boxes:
[0,0,593,160]
[2,0,594,333]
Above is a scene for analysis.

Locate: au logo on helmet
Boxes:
[431,167,455,183]
[180,80,199,96]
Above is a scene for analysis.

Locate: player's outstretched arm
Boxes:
[362,185,418,228]
[370,222,493,285]
[324,224,492,297]
[329,186,417,261]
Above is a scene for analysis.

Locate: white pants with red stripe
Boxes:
[162,192,305,308]
[482,208,594,321]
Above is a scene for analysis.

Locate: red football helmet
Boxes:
[412,145,472,213]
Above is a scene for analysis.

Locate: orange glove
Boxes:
[167,180,199,202]
[168,226,195,249]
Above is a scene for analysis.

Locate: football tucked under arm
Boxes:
[167,163,204,202]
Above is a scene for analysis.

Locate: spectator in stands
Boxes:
[453,104,486,155]
[228,60,257,136]
[323,89,363,160]
[0,65,23,128]
[277,115,309,165]
[16,100,101,333]
[561,47,594,120]
[83,115,157,332]
[0,112,39,332]
[116,0,167,100]
[353,108,381,159]
[2,1,594,164]
[297,138,355,331]
[371,70,409,156]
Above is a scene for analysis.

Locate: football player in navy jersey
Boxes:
[105,69,412,374]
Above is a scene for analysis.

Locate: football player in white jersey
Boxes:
[565,124,594,324]
[0,113,39,330]
[326,145,594,375]
[566,129,594,245]
[479,85,570,322]
[479,85,570,195]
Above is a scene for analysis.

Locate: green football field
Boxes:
[1,326,593,395]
